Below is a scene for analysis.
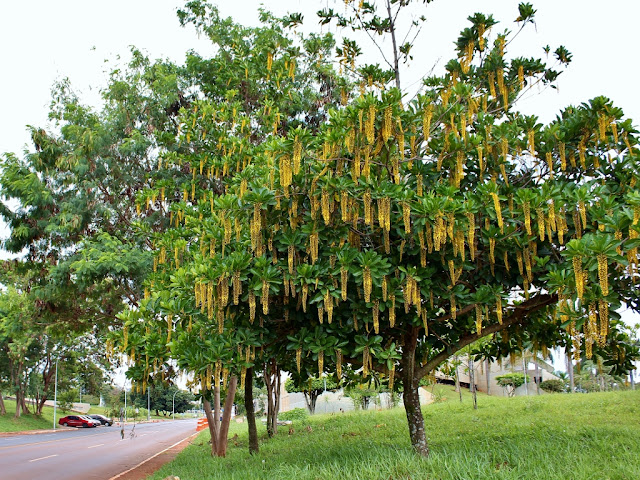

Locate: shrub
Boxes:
[279,408,309,422]
[540,379,566,393]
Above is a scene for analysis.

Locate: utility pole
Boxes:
[147,387,151,421]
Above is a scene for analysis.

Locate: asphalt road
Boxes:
[0,419,198,480]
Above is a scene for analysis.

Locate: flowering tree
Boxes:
[101,1,639,457]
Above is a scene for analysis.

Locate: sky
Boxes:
[1,1,639,374]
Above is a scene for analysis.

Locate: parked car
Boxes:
[81,415,102,427]
[58,415,97,428]
[87,414,113,426]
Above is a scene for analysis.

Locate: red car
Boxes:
[58,415,97,428]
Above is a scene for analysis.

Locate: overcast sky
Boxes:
[1,0,639,158]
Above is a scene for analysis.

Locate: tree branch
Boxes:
[415,293,557,379]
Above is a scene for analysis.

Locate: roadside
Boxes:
[109,431,201,480]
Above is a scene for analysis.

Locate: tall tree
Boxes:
[117,1,640,456]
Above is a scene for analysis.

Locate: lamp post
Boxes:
[172,390,179,420]
[52,360,58,430]
[147,387,151,421]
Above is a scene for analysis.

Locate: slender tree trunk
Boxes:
[401,327,429,456]
[303,391,317,414]
[485,359,491,396]
[566,348,575,393]
[263,359,280,437]
[0,392,5,415]
[469,357,477,409]
[245,367,259,455]
[630,370,636,390]
[216,376,237,457]
[535,361,540,395]
[203,376,238,458]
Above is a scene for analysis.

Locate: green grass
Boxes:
[0,399,58,432]
[148,388,640,480]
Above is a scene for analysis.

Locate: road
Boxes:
[0,419,198,480]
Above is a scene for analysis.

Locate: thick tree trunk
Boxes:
[14,390,22,418]
[401,327,429,456]
[244,367,259,455]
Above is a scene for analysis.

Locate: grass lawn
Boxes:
[0,399,58,432]
[148,388,640,480]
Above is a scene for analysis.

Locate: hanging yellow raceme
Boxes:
[490,192,504,233]
[363,267,372,302]
[523,201,532,235]
[389,294,396,327]
[310,232,319,264]
[573,256,584,299]
[341,267,348,301]
[597,253,609,296]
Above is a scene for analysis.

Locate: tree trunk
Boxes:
[36,358,56,416]
[244,367,259,455]
[630,370,635,390]
[14,390,22,418]
[535,361,540,395]
[263,358,280,437]
[0,392,5,415]
[203,376,238,458]
[485,359,491,396]
[566,348,575,393]
[303,391,318,414]
[216,376,237,457]
[468,357,477,409]
[401,327,429,456]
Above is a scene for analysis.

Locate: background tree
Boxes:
[285,375,338,414]
[496,373,528,397]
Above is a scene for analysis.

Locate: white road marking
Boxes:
[29,454,58,463]
[87,443,104,449]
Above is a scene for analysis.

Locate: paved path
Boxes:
[0,419,198,480]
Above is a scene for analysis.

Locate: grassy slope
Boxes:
[0,399,57,432]
[149,388,640,480]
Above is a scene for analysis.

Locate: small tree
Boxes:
[496,373,529,397]
[285,376,338,414]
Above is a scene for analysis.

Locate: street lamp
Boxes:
[52,360,58,430]
[172,390,179,420]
